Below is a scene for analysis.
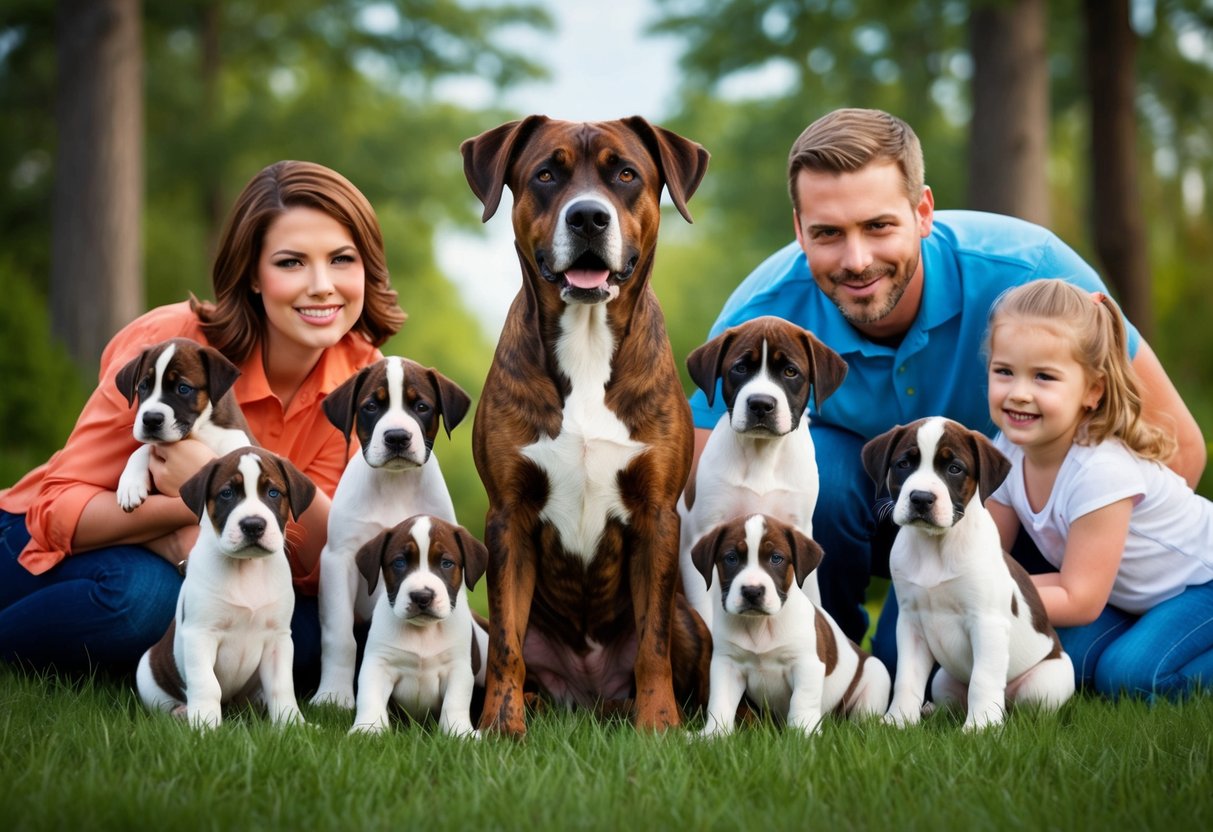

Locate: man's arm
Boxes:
[1132,341,1206,488]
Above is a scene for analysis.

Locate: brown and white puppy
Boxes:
[349,515,489,737]
[135,448,315,729]
[680,316,847,628]
[311,357,471,709]
[115,337,253,512]
[692,514,889,736]
[461,116,712,736]
[862,417,1074,730]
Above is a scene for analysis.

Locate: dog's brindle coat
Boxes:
[461,116,711,736]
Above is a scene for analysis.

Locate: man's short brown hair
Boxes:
[787,108,925,212]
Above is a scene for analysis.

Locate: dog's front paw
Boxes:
[962,707,1005,732]
[310,687,356,710]
[117,469,151,512]
[882,704,922,728]
[349,720,388,736]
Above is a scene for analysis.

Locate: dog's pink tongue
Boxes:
[565,269,609,289]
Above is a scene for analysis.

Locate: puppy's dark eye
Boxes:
[782,366,800,379]
[536,169,554,183]
[137,379,151,394]
[218,487,235,501]
[176,383,194,397]
[769,553,785,565]
[895,457,912,469]
[391,556,407,570]
[730,361,749,377]
[440,557,456,571]
[947,462,965,476]
[722,551,739,567]
[618,168,636,183]
[414,401,431,414]
[361,400,379,415]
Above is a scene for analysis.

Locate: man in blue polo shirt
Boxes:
[689,108,1206,669]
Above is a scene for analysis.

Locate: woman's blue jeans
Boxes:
[0,510,320,685]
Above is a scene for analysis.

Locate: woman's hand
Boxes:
[145,524,201,566]
[149,438,218,498]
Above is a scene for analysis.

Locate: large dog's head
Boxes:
[115,338,241,444]
[179,448,315,558]
[861,417,1011,534]
[323,357,471,471]
[461,116,709,307]
[691,514,824,618]
[354,515,488,625]
[686,316,847,436]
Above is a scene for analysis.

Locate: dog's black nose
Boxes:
[142,412,165,430]
[565,200,611,239]
[239,516,267,539]
[409,588,435,609]
[746,395,776,418]
[908,490,936,512]
[740,584,765,604]
[382,429,412,450]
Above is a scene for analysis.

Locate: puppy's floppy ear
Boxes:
[179,458,219,522]
[685,329,736,407]
[621,116,710,224]
[426,368,472,439]
[967,428,1012,504]
[355,529,393,595]
[784,525,826,588]
[453,524,489,591]
[115,347,154,407]
[461,115,551,223]
[801,329,848,411]
[197,343,242,403]
[272,453,316,520]
[861,425,906,499]
[323,364,372,446]
[690,523,729,590]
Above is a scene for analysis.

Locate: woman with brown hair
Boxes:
[0,160,405,678]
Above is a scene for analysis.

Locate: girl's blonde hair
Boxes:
[987,278,1175,463]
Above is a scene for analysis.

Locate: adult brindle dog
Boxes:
[461,116,711,736]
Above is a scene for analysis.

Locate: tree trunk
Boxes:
[1084,0,1151,338]
[51,0,144,372]
[967,0,1050,226]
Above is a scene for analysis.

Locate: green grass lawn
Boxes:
[2,665,1211,831]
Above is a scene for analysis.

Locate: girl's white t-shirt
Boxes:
[990,434,1213,614]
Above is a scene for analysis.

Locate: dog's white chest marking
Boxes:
[522,304,646,562]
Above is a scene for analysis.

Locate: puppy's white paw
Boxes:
[117,470,151,512]
[311,688,356,710]
[349,720,388,736]
[882,706,922,728]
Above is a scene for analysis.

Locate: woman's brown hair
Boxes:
[191,160,405,364]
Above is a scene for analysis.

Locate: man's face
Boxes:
[792,162,933,340]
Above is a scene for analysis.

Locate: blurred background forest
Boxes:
[1,0,1211,538]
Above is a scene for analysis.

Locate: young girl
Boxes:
[985,278,1213,699]
[0,160,405,676]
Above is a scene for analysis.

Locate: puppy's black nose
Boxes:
[409,588,435,609]
[746,395,776,418]
[142,412,165,430]
[740,585,765,604]
[566,200,611,239]
[382,429,412,450]
[909,491,936,513]
[239,516,267,539]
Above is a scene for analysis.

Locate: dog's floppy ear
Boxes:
[690,523,730,590]
[461,115,551,223]
[861,425,908,498]
[784,524,826,588]
[272,453,316,521]
[453,524,489,591]
[323,364,372,446]
[622,116,710,224]
[115,347,154,407]
[802,330,848,411]
[685,329,735,407]
[354,528,393,595]
[179,458,219,522]
[967,428,1012,504]
[427,368,472,439]
[197,343,242,404]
